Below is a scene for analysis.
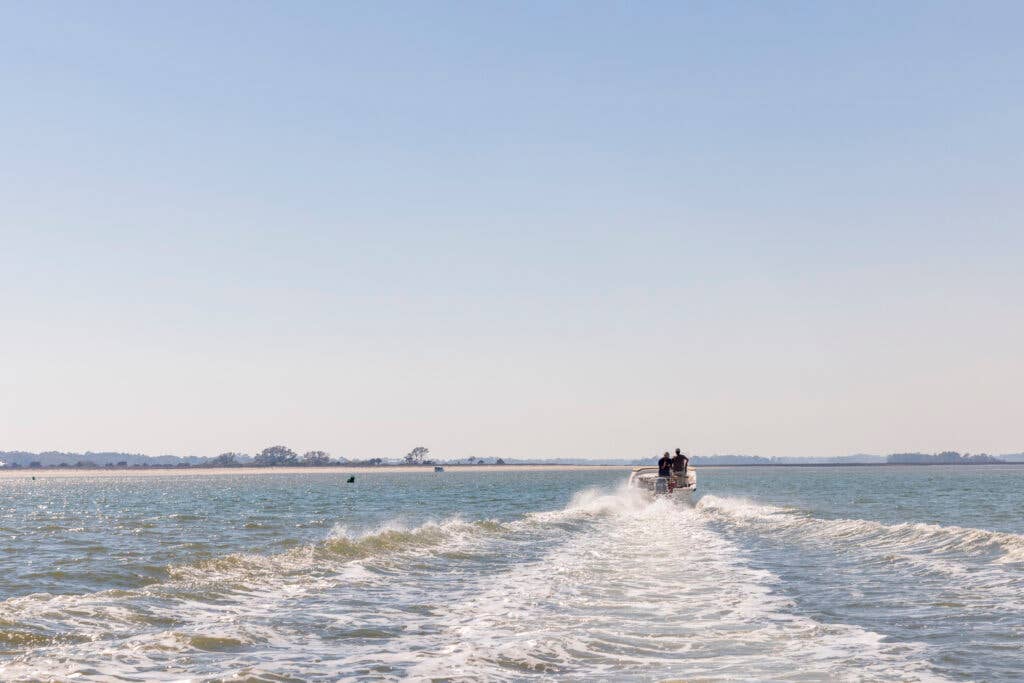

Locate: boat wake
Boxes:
[404,492,939,681]
[0,487,952,681]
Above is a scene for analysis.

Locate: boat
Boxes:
[434,466,444,472]
[627,466,697,503]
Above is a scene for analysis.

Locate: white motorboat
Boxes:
[627,466,697,504]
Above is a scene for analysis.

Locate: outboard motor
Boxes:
[655,477,669,494]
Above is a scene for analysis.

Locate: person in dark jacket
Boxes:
[658,451,673,477]
[672,448,689,476]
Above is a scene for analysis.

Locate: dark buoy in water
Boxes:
[346,475,355,483]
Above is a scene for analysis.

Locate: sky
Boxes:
[1,1,1022,460]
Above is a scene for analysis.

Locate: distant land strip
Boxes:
[1,448,1021,470]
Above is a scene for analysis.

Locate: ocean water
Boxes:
[1,466,1022,681]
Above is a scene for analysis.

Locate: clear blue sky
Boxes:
[2,1,1022,459]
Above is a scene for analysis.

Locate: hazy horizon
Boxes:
[3,2,1021,460]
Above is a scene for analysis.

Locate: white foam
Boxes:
[521,483,648,525]
[398,492,941,681]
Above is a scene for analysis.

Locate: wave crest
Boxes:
[698,495,1024,564]
[322,518,501,558]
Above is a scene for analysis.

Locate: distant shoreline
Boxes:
[0,464,632,478]
[1,461,1022,479]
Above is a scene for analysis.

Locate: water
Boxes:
[1,466,1022,681]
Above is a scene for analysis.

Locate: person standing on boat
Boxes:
[658,452,673,477]
[672,448,689,477]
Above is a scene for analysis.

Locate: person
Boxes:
[658,451,673,477]
[672,448,689,477]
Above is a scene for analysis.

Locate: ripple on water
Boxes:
[1,469,1022,681]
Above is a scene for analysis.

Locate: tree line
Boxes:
[1,446,508,469]
[210,445,446,467]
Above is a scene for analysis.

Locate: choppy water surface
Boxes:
[1,466,1022,681]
